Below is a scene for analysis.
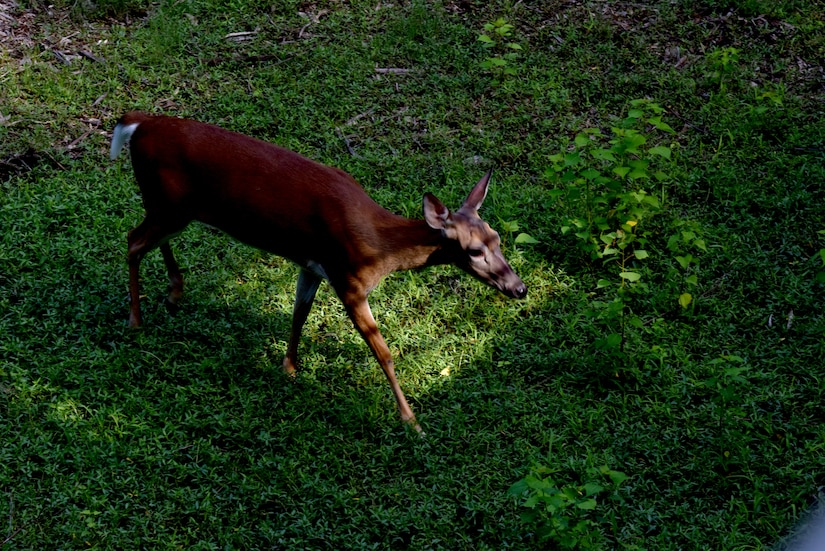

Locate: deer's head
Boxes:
[423,170,527,299]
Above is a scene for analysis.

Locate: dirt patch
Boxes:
[0,149,65,182]
[0,1,127,179]
[0,1,37,59]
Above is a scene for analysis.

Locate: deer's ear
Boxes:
[461,170,491,213]
[423,193,450,230]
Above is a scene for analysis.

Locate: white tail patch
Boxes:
[109,122,140,160]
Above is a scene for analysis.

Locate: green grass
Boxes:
[2,0,824,548]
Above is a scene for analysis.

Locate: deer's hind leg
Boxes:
[127,214,188,327]
[159,243,184,315]
[282,268,322,375]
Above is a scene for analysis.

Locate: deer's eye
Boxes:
[468,248,484,258]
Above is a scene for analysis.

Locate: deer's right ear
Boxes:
[423,193,450,230]
[460,169,491,213]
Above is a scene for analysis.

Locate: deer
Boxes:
[109,111,527,433]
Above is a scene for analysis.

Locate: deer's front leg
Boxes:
[344,297,422,433]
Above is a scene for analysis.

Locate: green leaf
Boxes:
[648,116,676,133]
[581,168,601,180]
[515,233,539,244]
[613,166,631,178]
[619,133,647,153]
[642,195,660,207]
[649,145,672,159]
[634,249,649,259]
[679,293,693,308]
[544,495,566,511]
[500,219,519,232]
[507,479,529,496]
[686,274,698,285]
[564,152,581,166]
[627,109,645,119]
[596,279,612,288]
[560,170,579,183]
[495,22,514,35]
[675,254,693,269]
[619,271,641,282]
[477,34,494,43]
[816,272,825,284]
[523,496,540,508]
[590,148,616,162]
[607,470,629,485]
[627,315,644,328]
[583,482,604,496]
[525,474,553,491]
[575,133,591,147]
[577,498,598,510]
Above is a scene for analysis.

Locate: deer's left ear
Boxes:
[461,170,491,213]
[423,193,450,230]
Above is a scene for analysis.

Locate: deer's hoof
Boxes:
[164,297,180,316]
[282,357,298,377]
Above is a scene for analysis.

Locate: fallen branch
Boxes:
[374,67,411,75]
[336,127,365,160]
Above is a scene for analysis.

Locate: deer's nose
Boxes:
[512,283,527,299]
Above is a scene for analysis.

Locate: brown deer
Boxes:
[110,112,526,432]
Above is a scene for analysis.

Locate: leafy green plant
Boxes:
[667,219,708,309]
[545,101,683,361]
[478,18,522,85]
[706,46,740,91]
[546,99,676,285]
[702,355,751,419]
[700,355,755,473]
[508,464,628,549]
[545,99,705,368]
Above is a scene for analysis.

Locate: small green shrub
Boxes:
[546,99,676,279]
[666,218,708,310]
[508,464,628,549]
[705,46,741,91]
[478,18,522,85]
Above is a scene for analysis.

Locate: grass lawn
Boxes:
[1,0,824,548]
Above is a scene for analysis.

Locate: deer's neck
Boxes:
[377,216,450,274]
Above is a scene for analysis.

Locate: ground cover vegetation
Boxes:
[1,0,824,548]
